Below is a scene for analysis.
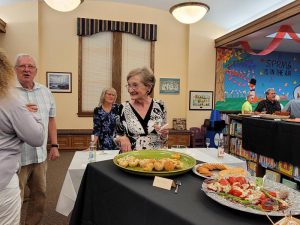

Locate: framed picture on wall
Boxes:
[160,78,180,94]
[172,118,186,130]
[46,72,72,93]
[189,91,213,110]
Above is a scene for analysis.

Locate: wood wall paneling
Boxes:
[50,129,191,150]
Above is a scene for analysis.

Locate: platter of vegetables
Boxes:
[202,176,300,216]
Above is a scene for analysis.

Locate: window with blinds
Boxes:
[78,32,154,116]
[82,32,113,111]
[121,34,151,102]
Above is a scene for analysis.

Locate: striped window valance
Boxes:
[77,18,157,41]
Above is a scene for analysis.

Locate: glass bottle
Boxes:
[217,133,225,158]
[88,135,96,162]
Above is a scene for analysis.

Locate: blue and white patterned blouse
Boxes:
[93,104,119,150]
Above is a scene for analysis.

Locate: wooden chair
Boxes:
[189,127,205,148]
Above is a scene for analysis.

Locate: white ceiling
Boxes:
[0,0,295,31]
[102,0,295,31]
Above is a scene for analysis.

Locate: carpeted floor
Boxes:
[21,151,75,225]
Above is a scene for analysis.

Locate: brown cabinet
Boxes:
[57,136,71,149]
[71,136,90,149]
[47,129,92,151]
[167,129,191,148]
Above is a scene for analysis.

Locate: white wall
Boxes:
[187,21,226,128]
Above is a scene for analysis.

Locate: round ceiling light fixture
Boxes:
[170,2,210,24]
[44,0,84,12]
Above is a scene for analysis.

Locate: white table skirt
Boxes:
[56,150,119,216]
[56,148,247,216]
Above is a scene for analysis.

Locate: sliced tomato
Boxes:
[227,177,236,185]
[229,188,242,197]
[219,179,229,186]
[235,176,247,185]
[260,193,267,201]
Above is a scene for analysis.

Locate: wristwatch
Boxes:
[51,144,59,149]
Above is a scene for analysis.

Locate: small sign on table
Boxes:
[153,176,175,190]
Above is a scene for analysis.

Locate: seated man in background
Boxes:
[282,94,300,118]
[254,88,281,114]
[241,94,254,114]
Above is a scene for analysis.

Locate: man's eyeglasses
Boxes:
[125,83,142,90]
[17,64,36,70]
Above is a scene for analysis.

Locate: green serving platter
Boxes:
[113,149,196,177]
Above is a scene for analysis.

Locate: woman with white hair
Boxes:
[0,49,44,224]
[115,67,168,151]
[92,87,119,150]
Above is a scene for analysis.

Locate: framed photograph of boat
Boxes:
[46,72,72,93]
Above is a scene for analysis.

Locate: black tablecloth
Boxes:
[242,118,276,157]
[70,160,271,225]
[275,122,300,165]
[242,117,300,165]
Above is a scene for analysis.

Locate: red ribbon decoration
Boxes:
[240,25,300,56]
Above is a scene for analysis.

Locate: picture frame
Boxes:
[189,91,213,110]
[46,72,72,93]
[160,78,180,94]
[172,118,186,130]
